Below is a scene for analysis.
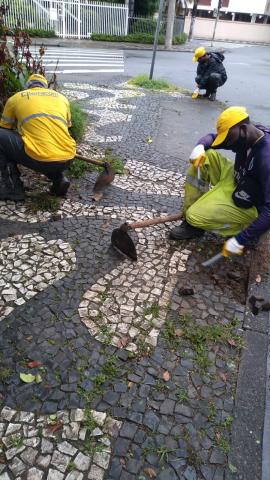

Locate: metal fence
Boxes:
[127,15,185,36]
[4,0,129,39]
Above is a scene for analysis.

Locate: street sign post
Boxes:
[149,0,165,80]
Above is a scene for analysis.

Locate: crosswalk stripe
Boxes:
[30,47,124,75]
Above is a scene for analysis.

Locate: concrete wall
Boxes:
[189,0,268,15]
[184,17,270,43]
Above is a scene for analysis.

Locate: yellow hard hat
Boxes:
[211,106,249,147]
[25,73,48,88]
[192,47,206,62]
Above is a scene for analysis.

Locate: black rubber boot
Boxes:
[0,163,26,201]
[169,220,204,240]
[50,176,70,196]
[208,92,216,101]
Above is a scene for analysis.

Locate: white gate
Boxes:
[5,0,129,39]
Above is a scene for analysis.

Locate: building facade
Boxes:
[184,0,270,42]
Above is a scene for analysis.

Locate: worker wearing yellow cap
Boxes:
[193,47,227,101]
[0,73,76,200]
[170,106,270,256]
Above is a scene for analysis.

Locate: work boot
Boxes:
[0,164,26,201]
[169,220,204,241]
[50,176,70,196]
[208,92,216,101]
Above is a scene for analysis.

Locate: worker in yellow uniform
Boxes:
[0,73,76,201]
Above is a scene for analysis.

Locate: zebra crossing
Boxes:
[31,47,125,75]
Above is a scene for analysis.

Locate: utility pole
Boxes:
[149,0,165,79]
[211,0,222,46]
[188,0,199,41]
[165,0,176,49]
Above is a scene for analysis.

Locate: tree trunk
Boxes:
[165,0,176,49]
[188,0,199,41]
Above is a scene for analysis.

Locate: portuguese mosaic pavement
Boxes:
[0,80,251,479]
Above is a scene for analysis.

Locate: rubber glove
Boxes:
[192,87,200,99]
[222,237,244,257]
[189,144,206,168]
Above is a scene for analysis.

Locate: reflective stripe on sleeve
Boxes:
[1,115,16,125]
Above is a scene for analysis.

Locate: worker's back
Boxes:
[0,87,76,162]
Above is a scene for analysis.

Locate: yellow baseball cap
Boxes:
[211,106,249,147]
[25,74,48,88]
[192,47,206,62]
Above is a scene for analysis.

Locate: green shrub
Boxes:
[69,101,87,142]
[91,32,187,45]
[129,18,166,35]
[24,28,56,38]
[173,32,188,44]
[91,32,165,44]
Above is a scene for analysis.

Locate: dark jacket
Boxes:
[198,126,270,245]
[196,52,227,88]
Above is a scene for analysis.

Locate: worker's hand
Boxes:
[189,144,206,168]
[222,237,244,257]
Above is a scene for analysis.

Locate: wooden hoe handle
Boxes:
[129,213,183,229]
[76,153,106,167]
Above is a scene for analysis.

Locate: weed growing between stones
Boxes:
[28,192,61,213]
[68,152,125,179]
[162,313,244,372]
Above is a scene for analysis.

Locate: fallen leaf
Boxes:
[92,191,103,202]
[146,136,153,144]
[35,374,42,384]
[144,467,157,478]
[175,329,184,337]
[19,373,35,383]
[117,336,130,348]
[215,431,221,441]
[163,371,170,382]
[219,372,227,382]
[49,414,57,421]
[256,274,262,283]
[128,381,134,389]
[26,335,33,342]
[228,338,236,347]
[46,421,63,434]
[27,361,42,369]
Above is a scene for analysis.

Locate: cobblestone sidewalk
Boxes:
[0,80,262,479]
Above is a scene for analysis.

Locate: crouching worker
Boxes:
[193,47,227,101]
[170,106,270,257]
[0,74,76,201]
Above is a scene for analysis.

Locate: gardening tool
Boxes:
[111,212,183,261]
[201,252,224,267]
[76,153,115,192]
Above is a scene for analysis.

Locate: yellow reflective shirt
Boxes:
[0,88,76,162]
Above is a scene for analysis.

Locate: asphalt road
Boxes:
[124,45,270,126]
[54,43,270,126]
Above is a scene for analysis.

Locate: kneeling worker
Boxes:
[0,74,76,201]
[170,106,270,257]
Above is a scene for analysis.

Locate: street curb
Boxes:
[262,315,270,480]
[227,235,270,480]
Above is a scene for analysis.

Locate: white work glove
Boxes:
[189,144,206,168]
[222,237,244,257]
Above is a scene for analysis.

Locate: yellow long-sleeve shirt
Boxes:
[0,88,76,162]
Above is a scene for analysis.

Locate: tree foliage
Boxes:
[134,0,159,16]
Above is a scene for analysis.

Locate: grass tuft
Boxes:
[128,74,178,92]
